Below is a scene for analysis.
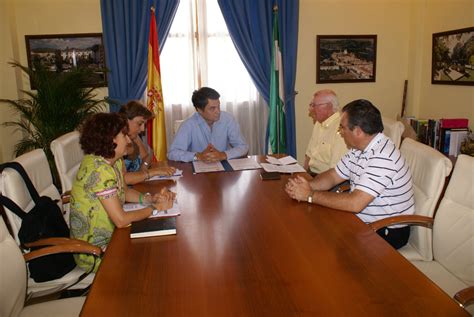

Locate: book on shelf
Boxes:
[440,118,469,129]
[447,129,469,157]
[407,117,469,157]
[130,217,177,239]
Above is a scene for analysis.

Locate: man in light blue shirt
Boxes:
[167,87,249,162]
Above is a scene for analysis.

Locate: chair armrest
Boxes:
[23,243,102,262]
[455,286,474,308]
[369,215,434,231]
[25,237,92,248]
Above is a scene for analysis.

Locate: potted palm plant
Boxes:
[0,61,106,186]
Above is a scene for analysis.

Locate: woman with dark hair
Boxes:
[119,100,175,185]
[70,112,175,272]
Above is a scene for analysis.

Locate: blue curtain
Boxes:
[100,0,179,112]
[217,0,299,157]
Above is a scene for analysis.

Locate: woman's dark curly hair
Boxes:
[79,113,129,158]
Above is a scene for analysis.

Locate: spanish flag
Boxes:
[146,6,167,161]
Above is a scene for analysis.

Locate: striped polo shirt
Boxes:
[335,133,415,224]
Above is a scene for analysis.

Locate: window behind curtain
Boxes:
[161,0,267,155]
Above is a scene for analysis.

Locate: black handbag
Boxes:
[0,161,76,282]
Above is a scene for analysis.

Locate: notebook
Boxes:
[130,217,177,239]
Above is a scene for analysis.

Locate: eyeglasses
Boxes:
[309,102,329,108]
[337,124,351,135]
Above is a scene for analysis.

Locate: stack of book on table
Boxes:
[124,202,180,239]
[130,217,177,239]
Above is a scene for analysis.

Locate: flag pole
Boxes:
[273,4,280,154]
[269,3,286,155]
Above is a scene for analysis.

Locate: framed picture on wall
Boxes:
[316,35,377,83]
[25,33,107,89]
[431,27,474,86]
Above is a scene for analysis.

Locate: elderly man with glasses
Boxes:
[304,89,347,175]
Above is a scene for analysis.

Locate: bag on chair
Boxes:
[0,161,76,282]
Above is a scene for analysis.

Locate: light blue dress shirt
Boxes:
[167,111,249,162]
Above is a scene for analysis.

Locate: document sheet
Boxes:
[124,201,181,218]
[266,155,298,165]
[260,162,305,173]
[192,161,225,173]
[145,169,183,182]
[227,158,261,171]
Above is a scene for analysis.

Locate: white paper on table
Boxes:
[279,164,306,173]
[146,169,183,182]
[260,163,280,173]
[192,161,225,173]
[266,155,298,165]
[123,201,181,218]
[260,162,305,174]
[227,158,261,171]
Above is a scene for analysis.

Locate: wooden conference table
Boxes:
[81,157,467,316]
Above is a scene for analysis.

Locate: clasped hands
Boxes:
[285,175,312,202]
[141,164,176,177]
[196,144,227,162]
[144,187,176,211]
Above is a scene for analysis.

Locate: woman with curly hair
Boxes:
[70,112,175,272]
[119,101,176,185]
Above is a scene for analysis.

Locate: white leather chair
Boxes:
[398,138,452,261]
[0,217,101,317]
[50,131,83,195]
[370,154,474,314]
[0,149,94,299]
[1,149,65,240]
[382,116,405,148]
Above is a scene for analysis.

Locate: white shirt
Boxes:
[335,133,415,224]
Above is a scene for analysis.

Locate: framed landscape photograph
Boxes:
[316,35,377,83]
[25,33,107,88]
[432,27,474,86]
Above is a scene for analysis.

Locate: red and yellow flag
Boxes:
[146,7,167,161]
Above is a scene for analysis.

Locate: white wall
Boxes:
[407,0,473,126]
[0,0,22,162]
[0,0,106,163]
[1,0,472,162]
[295,0,411,161]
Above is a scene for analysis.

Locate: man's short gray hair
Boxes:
[314,89,339,111]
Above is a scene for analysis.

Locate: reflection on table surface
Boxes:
[81,157,468,316]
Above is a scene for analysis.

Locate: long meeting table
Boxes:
[81,157,468,316]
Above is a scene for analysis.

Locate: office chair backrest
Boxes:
[400,138,452,261]
[433,154,474,287]
[0,149,62,244]
[0,217,27,317]
[382,116,405,148]
[50,130,83,194]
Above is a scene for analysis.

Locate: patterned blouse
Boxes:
[69,154,125,272]
[124,140,142,172]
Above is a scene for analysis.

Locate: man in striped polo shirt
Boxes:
[286,99,415,249]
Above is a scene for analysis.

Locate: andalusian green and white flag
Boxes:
[268,6,286,154]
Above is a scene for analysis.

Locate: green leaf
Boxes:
[0,61,107,188]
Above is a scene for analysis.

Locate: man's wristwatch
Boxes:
[143,161,150,169]
[193,153,198,161]
[307,191,314,204]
